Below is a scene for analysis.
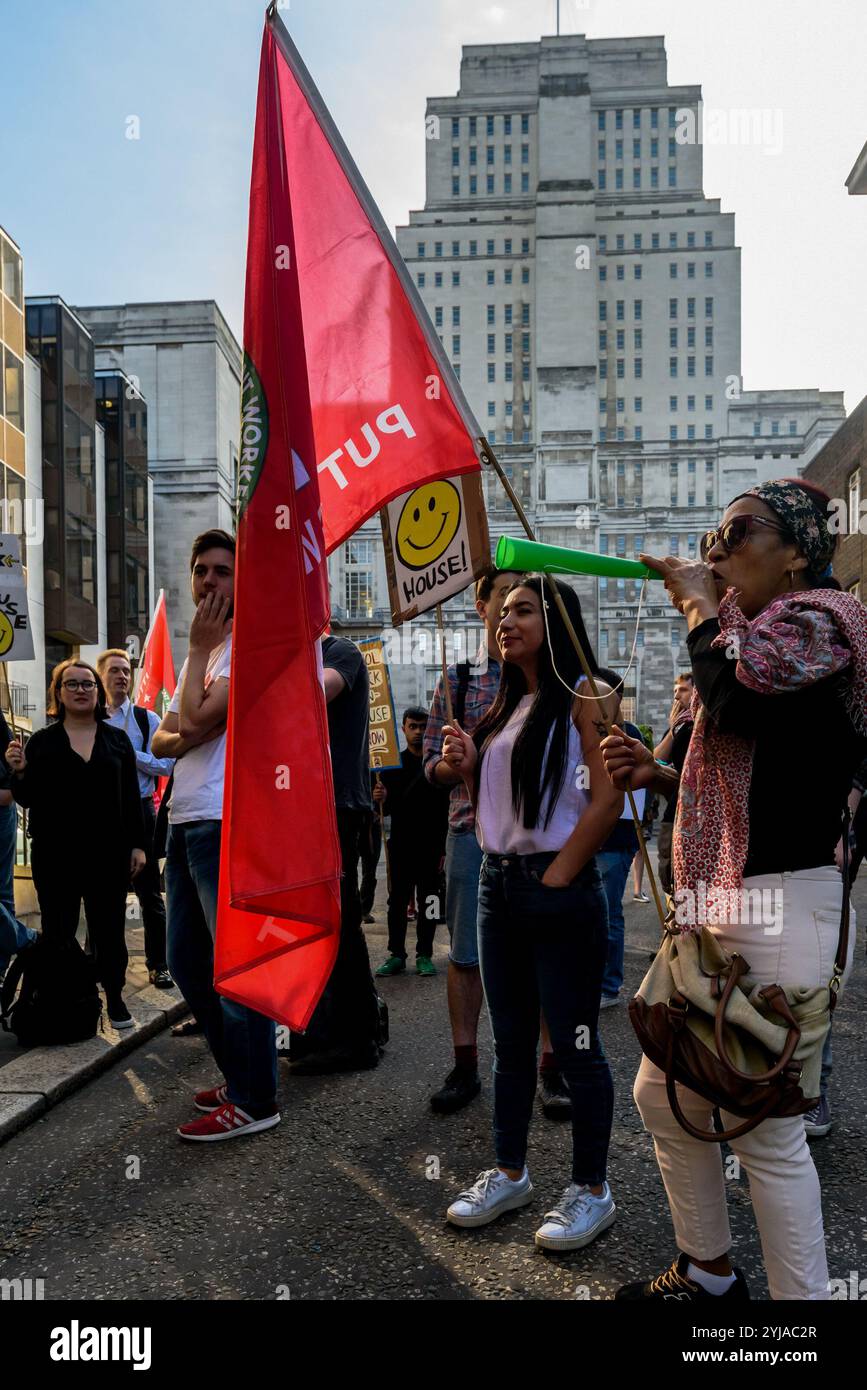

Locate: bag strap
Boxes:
[830,806,851,1011]
[711,956,802,1085]
[132,704,151,751]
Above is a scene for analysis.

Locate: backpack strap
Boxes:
[454,662,471,728]
[0,952,26,1024]
[132,704,152,752]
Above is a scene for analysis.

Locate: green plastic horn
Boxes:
[495,534,664,580]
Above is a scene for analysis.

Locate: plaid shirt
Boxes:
[423,646,501,833]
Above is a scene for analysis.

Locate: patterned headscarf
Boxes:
[732,480,836,578]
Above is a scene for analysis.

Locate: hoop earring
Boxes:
[788,569,795,589]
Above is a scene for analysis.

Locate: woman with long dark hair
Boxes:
[602,478,867,1300]
[5,659,146,1029]
[441,575,624,1249]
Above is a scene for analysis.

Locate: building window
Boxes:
[522,302,530,325]
[598,111,606,131]
[522,238,530,253]
[505,363,513,382]
[504,145,512,164]
[687,425,696,440]
[634,263,642,278]
[705,394,713,410]
[789,419,797,434]
[687,356,696,377]
[487,175,494,194]
[670,426,678,441]
[687,231,696,248]
[634,328,643,348]
[616,330,625,350]
[452,240,460,255]
[435,307,443,327]
[616,300,625,321]
[705,231,713,247]
[669,298,677,319]
[633,139,641,158]
[487,363,495,382]
[599,263,608,281]
[487,401,495,417]
[650,167,659,188]
[452,306,460,327]
[616,359,625,379]
[670,396,678,412]
[504,238,512,254]
[521,173,529,192]
[772,420,780,436]
[599,331,607,350]
[687,262,695,278]
[670,328,678,348]
[599,360,608,379]
[452,178,460,195]
[634,358,642,377]
[522,144,529,163]
[705,297,714,318]
[417,242,425,257]
[670,263,678,279]
[705,261,713,277]
[635,426,643,441]
[705,356,714,375]
[615,109,623,130]
[469,146,477,166]
[599,301,607,321]
[634,397,642,412]
[687,326,695,347]
[452,335,460,355]
[616,396,625,412]
[504,173,512,193]
[417,273,425,288]
[521,113,529,134]
[615,168,624,190]
[469,176,477,195]
[487,304,495,324]
[753,422,761,436]
[504,115,512,135]
[470,241,477,256]
[616,264,625,281]
[487,269,495,285]
[617,427,625,441]
[705,425,713,439]
[651,232,660,249]
[505,268,513,284]
[487,334,495,353]
[669,357,678,377]
[486,115,494,135]
[599,235,607,252]
[687,395,695,411]
[505,334,512,353]
[687,297,696,319]
[705,326,713,347]
[599,427,607,442]
[451,117,460,138]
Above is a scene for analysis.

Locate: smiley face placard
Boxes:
[0,535,34,663]
[381,472,490,624]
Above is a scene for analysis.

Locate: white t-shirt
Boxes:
[168,636,232,824]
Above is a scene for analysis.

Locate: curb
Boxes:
[0,986,190,1145]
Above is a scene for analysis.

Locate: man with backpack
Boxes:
[99,649,175,989]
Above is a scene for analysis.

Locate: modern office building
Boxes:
[94,368,152,651]
[376,33,845,727]
[74,301,242,645]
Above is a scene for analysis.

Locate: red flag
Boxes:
[213,18,341,1031]
[266,10,483,552]
[135,590,176,805]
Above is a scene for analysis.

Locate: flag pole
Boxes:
[435,603,454,725]
[0,662,17,739]
[477,435,667,930]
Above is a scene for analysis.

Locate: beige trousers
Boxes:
[634,867,855,1301]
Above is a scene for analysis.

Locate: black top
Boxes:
[661,720,693,825]
[10,719,146,855]
[322,636,372,812]
[375,748,449,854]
[0,714,10,794]
[600,720,645,854]
[686,617,866,877]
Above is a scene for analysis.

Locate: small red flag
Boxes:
[266,10,483,553]
[135,590,176,805]
[213,16,341,1031]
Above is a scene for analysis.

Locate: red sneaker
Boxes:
[177,1102,281,1142]
[193,1084,228,1113]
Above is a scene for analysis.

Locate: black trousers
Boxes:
[386,842,442,959]
[135,797,168,969]
[31,842,129,996]
[292,808,381,1057]
[359,812,382,916]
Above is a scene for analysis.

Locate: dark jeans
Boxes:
[0,801,16,921]
[478,850,614,1186]
[386,841,442,959]
[31,841,129,996]
[657,819,674,896]
[135,797,168,970]
[166,819,277,1113]
[295,808,381,1057]
[359,812,381,916]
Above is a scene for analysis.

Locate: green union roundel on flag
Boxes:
[238,354,268,513]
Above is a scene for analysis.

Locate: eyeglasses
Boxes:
[699,514,790,561]
[61,680,97,693]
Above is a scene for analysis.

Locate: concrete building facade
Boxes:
[74,301,242,647]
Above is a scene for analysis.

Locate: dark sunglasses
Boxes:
[699,514,790,561]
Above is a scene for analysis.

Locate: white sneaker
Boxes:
[534,1181,616,1251]
[600,993,620,1009]
[446,1167,533,1229]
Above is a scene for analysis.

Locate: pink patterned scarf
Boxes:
[673,588,867,924]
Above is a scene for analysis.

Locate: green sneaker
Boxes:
[416,955,437,977]
[376,956,406,977]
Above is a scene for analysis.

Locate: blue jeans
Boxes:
[820,1028,832,1101]
[477,851,614,1185]
[597,847,634,998]
[166,820,277,1113]
[444,828,482,968]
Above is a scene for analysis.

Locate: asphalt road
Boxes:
[1,871,865,1302]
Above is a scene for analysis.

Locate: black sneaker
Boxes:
[430,1066,481,1114]
[107,998,134,1031]
[539,1070,572,1119]
[616,1253,751,1301]
[149,967,174,989]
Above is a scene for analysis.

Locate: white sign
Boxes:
[0,535,34,662]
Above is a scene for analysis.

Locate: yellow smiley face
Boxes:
[395,481,462,570]
[0,612,13,658]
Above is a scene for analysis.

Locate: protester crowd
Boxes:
[0,476,865,1302]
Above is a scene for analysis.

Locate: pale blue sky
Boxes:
[2,0,866,409]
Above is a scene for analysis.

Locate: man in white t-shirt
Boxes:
[151,529,278,1141]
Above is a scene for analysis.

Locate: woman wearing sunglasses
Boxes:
[602,478,867,1302]
[5,660,146,1030]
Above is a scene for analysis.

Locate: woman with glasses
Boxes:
[601,479,867,1301]
[5,660,146,1029]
